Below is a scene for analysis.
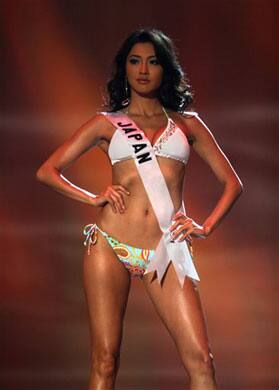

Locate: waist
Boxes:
[95,205,162,248]
[95,196,184,248]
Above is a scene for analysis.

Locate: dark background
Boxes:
[1,0,277,389]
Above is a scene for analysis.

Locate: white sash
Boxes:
[101,111,200,287]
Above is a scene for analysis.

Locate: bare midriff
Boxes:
[95,156,186,249]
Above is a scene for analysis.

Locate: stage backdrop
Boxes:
[1,0,277,389]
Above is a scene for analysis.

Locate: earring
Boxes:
[121,78,130,107]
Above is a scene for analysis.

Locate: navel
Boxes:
[144,208,149,216]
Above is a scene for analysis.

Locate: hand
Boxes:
[93,185,130,213]
[169,212,207,242]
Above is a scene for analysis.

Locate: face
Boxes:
[125,42,163,97]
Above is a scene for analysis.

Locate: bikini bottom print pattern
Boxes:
[83,223,155,278]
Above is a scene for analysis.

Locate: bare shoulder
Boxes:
[37,111,116,173]
[167,109,243,188]
[167,109,200,144]
[80,111,116,140]
[172,109,216,144]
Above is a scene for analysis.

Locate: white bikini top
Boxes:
[105,111,198,166]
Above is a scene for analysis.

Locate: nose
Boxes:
[139,60,149,74]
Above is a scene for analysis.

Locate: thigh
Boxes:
[83,231,131,354]
[142,263,213,360]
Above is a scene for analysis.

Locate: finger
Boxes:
[169,216,190,231]
[117,188,129,198]
[111,189,126,210]
[172,212,184,221]
[109,193,121,213]
[113,185,130,195]
[171,221,193,239]
[106,196,117,213]
[169,220,180,232]
[178,226,197,242]
[171,227,185,240]
[109,192,123,213]
[181,235,193,244]
[178,232,191,242]
[170,224,183,239]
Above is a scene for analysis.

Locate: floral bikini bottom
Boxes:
[82,223,155,278]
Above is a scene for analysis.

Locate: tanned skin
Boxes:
[36,42,243,389]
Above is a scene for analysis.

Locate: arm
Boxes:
[37,113,130,213]
[36,114,108,206]
[184,113,244,236]
[170,111,244,241]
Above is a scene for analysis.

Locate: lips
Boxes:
[136,78,150,84]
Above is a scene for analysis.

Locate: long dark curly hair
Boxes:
[105,28,194,113]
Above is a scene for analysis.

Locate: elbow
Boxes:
[236,178,244,194]
[225,177,244,195]
[232,178,244,196]
[36,164,58,184]
[36,166,46,182]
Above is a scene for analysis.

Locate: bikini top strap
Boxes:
[98,111,124,129]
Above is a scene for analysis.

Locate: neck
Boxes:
[124,93,166,118]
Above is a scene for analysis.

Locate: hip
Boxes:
[94,203,163,249]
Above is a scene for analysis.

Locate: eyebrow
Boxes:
[128,54,157,58]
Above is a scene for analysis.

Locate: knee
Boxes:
[91,348,120,378]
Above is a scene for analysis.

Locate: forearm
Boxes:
[36,168,97,206]
[202,182,243,236]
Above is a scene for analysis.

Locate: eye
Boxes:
[150,58,160,65]
[129,58,139,64]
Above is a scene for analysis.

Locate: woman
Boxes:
[36,28,243,390]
